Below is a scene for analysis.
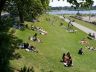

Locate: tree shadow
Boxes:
[0,17,23,72]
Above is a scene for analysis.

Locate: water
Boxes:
[48,10,96,15]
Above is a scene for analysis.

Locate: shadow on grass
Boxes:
[0,18,23,72]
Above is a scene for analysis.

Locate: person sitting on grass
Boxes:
[30,33,37,41]
[88,33,96,39]
[78,48,83,55]
[29,33,41,43]
[33,33,37,41]
[62,52,73,67]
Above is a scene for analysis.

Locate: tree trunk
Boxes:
[18,10,24,23]
[17,6,24,23]
[0,0,6,22]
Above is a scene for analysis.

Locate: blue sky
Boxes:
[49,0,96,7]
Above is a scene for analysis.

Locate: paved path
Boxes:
[59,16,96,38]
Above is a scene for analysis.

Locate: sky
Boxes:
[49,0,96,7]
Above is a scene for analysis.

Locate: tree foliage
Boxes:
[40,0,49,10]
[0,0,49,23]
[0,0,49,71]
[67,0,94,9]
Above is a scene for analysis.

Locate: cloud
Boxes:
[49,0,71,7]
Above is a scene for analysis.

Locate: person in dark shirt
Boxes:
[78,48,83,55]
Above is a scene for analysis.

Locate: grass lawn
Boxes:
[10,14,96,72]
[64,15,96,31]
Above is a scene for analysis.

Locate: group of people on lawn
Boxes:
[19,29,46,52]
[18,25,48,52]
[62,48,84,67]
[80,38,96,51]
[19,28,96,68]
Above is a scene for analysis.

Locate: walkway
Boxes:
[59,16,96,38]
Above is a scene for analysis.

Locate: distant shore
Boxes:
[48,10,96,14]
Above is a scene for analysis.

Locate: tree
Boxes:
[2,0,49,23]
[67,0,94,19]
[40,0,49,10]
[67,0,94,9]
[0,0,7,22]
[0,0,49,72]
[23,0,44,21]
[81,0,94,20]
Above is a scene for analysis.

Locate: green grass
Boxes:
[10,14,96,72]
[65,15,96,31]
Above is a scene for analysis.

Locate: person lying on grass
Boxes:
[28,45,38,53]
[31,26,48,35]
[19,43,38,53]
[80,38,88,45]
[37,27,48,35]
[19,42,29,49]
[86,46,96,51]
[25,45,38,53]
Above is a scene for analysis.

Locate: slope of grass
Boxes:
[65,15,96,31]
[10,14,96,72]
